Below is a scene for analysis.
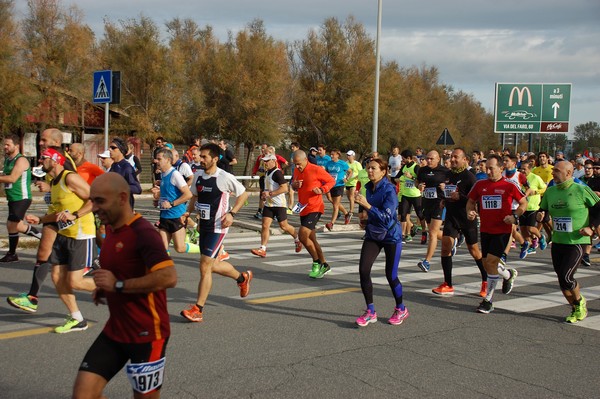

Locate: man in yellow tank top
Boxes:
[25,148,96,333]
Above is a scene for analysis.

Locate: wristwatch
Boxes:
[512,212,520,224]
[115,280,125,293]
[229,211,236,218]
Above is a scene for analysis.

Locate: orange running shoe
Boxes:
[294,240,303,253]
[432,282,454,296]
[181,305,203,322]
[238,270,253,297]
[218,249,230,262]
[479,281,488,298]
[251,248,267,258]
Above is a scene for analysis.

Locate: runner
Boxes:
[467,154,527,314]
[398,150,424,243]
[324,149,350,231]
[537,160,599,323]
[151,148,199,254]
[180,143,252,323]
[291,150,336,279]
[388,146,402,183]
[26,148,96,332]
[250,153,302,258]
[73,172,176,398]
[354,157,408,327]
[432,148,488,297]
[0,134,41,262]
[518,161,547,256]
[416,150,449,271]
[344,150,363,224]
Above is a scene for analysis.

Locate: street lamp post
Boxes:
[372,0,382,153]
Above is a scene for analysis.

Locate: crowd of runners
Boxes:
[1,130,598,397]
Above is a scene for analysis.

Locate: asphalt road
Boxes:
[1,195,600,398]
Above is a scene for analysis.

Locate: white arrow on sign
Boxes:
[552,102,560,119]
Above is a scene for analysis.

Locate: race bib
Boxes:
[444,184,457,198]
[194,202,210,220]
[126,358,165,394]
[404,180,415,189]
[553,217,573,233]
[481,195,502,210]
[292,202,307,214]
[58,211,75,231]
[423,187,437,199]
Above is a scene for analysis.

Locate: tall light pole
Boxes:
[372,0,382,153]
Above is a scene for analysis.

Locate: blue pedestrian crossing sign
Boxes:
[93,70,112,104]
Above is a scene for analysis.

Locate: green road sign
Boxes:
[494,83,571,133]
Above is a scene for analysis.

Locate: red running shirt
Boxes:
[468,178,525,234]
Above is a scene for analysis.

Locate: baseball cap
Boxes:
[40,148,65,165]
[309,147,317,152]
[347,150,356,157]
[261,154,277,161]
[97,150,111,159]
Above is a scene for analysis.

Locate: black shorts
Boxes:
[589,206,600,228]
[7,199,32,222]
[443,213,479,245]
[422,199,444,223]
[400,196,422,221]
[79,332,168,392]
[345,185,356,191]
[262,206,287,222]
[329,186,344,198]
[300,212,321,229]
[49,235,96,271]
[158,217,184,234]
[480,232,511,258]
[551,243,583,291]
[519,211,538,228]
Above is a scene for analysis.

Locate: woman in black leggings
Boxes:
[354,158,408,327]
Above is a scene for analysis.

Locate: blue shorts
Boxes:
[199,231,227,258]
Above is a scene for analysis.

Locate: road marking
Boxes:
[246,287,360,304]
[494,285,600,313]
[0,323,94,340]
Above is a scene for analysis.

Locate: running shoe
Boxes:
[565,295,587,323]
[55,316,88,333]
[527,247,537,255]
[410,225,418,237]
[476,299,494,314]
[519,241,530,259]
[581,254,591,267]
[308,262,321,278]
[594,241,600,251]
[6,293,38,313]
[253,211,262,220]
[0,252,18,263]
[389,306,409,325]
[457,233,465,247]
[539,235,548,251]
[344,212,353,225]
[325,222,334,231]
[502,269,518,294]
[286,208,293,215]
[420,232,428,245]
[294,240,303,253]
[417,259,431,273]
[531,237,539,249]
[404,235,413,243]
[432,282,454,296]
[181,305,203,322]
[238,270,253,297]
[313,263,331,279]
[217,250,230,262]
[356,310,378,327]
[451,238,458,257]
[499,253,507,267]
[479,281,488,298]
[251,248,267,258]
[510,241,516,249]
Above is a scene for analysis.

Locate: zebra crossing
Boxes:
[223,230,600,331]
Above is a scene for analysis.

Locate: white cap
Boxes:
[97,150,111,159]
[347,150,356,157]
[261,154,277,161]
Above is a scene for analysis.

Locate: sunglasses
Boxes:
[109,145,118,150]
[585,167,593,170]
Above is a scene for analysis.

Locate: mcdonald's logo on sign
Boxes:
[508,86,533,107]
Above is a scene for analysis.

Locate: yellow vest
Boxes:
[51,171,95,239]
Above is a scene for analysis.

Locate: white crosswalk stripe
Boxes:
[223,231,600,330]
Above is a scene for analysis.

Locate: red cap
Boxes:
[41,148,66,166]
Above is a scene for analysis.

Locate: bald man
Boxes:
[73,172,176,398]
[537,161,600,323]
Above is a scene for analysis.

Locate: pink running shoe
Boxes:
[356,310,378,327]
[389,306,409,325]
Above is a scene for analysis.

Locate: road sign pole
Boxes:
[104,103,109,150]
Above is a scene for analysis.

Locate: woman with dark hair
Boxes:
[354,158,409,326]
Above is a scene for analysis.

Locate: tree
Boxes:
[573,121,600,155]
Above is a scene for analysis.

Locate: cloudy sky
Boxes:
[14,0,600,133]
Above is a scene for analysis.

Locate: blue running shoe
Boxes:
[417,259,431,272]
[519,241,530,259]
[539,235,548,251]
